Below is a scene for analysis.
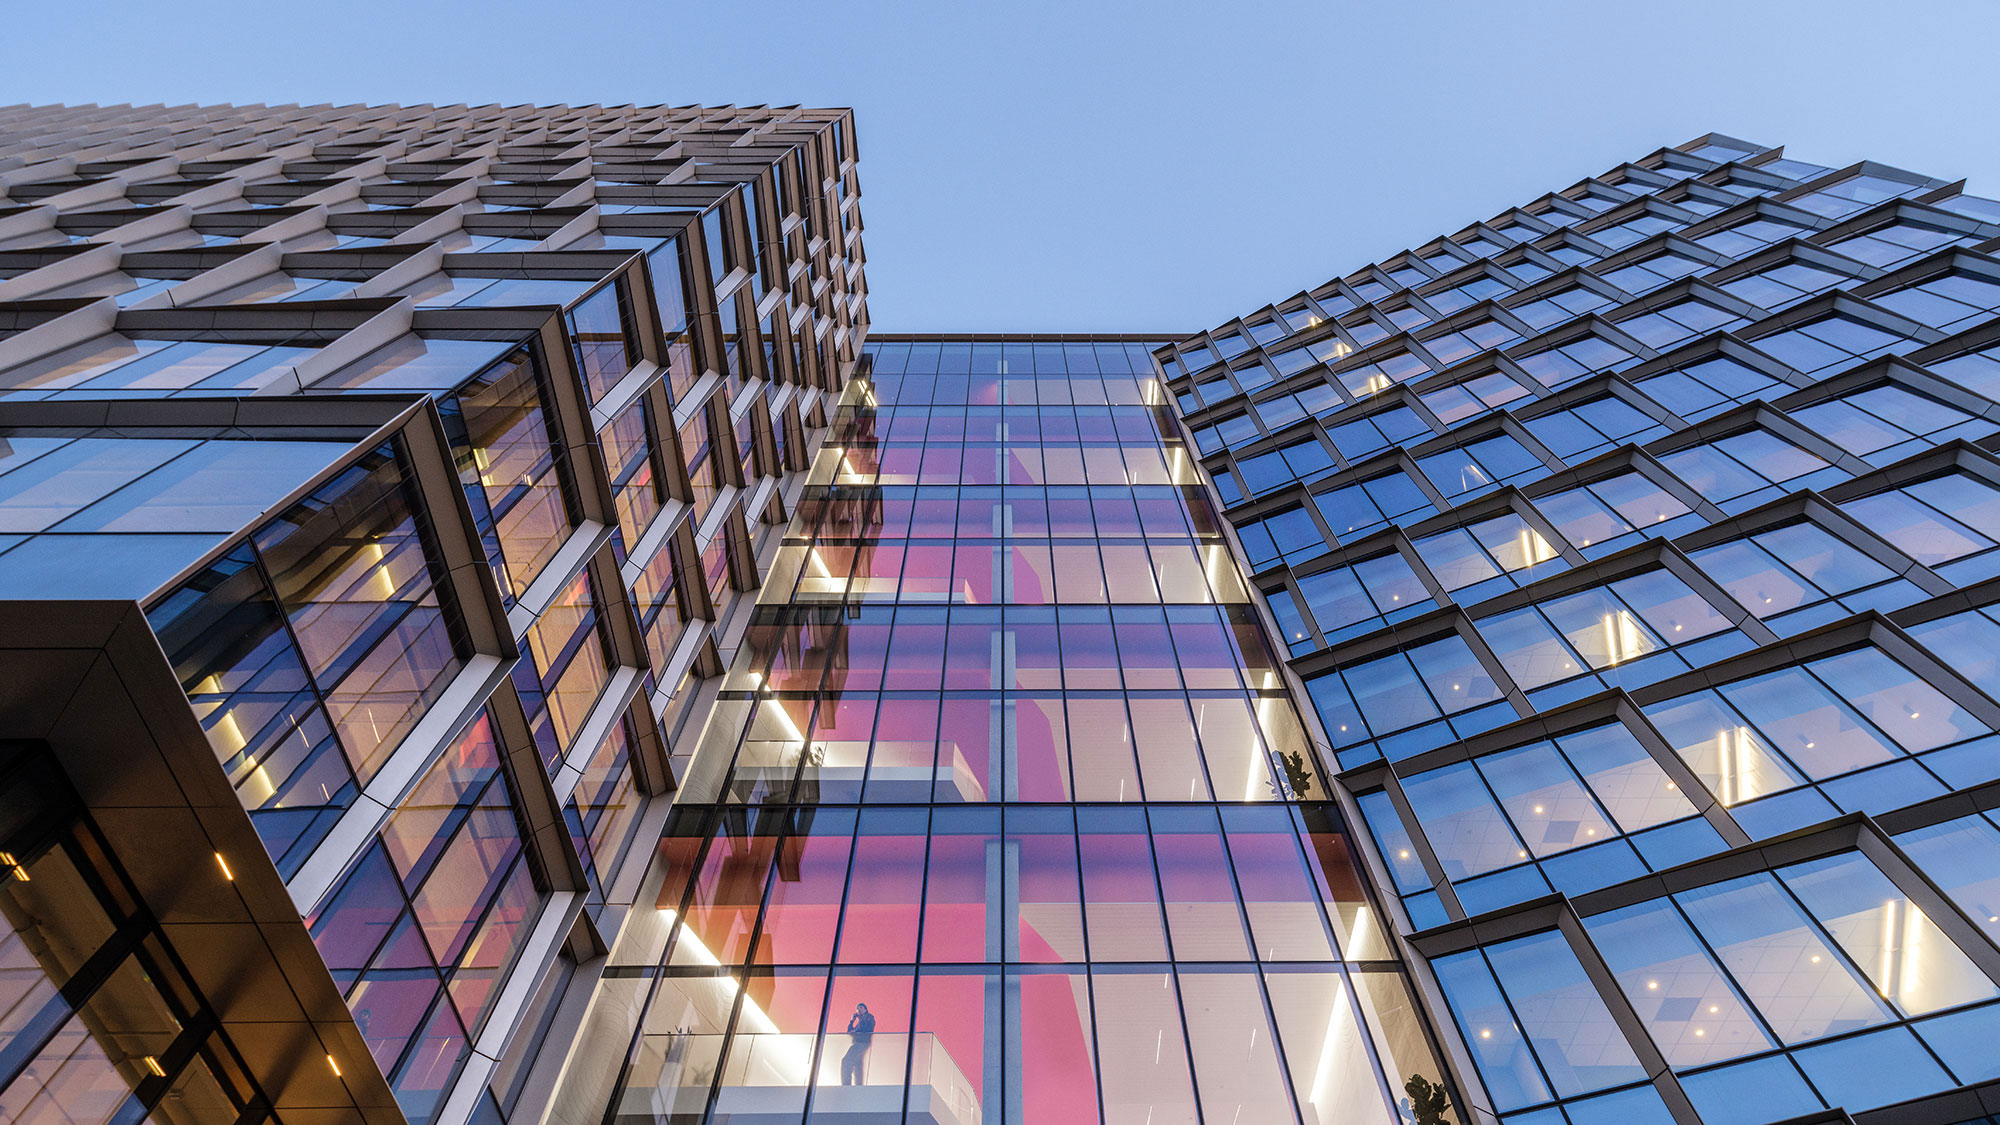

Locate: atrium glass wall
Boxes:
[598,339,1449,1125]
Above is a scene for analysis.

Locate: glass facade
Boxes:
[310,713,544,1119]
[1164,132,2000,1124]
[148,438,469,875]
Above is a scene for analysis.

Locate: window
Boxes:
[1642,645,1992,834]
[1385,263,1431,289]
[1656,428,1842,512]
[1305,633,1512,767]
[1926,344,2000,403]
[1534,471,1699,556]
[1420,369,1535,425]
[1718,261,1854,310]
[1869,269,2000,332]
[1826,220,1976,268]
[1658,187,1730,215]
[1312,291,1357,318]
[1632,355,1787,421]
[1614,298,1747,350]
[1694,215,1811,257]
[1416,433,1548,503]
[1334,348,1430,398]
[1501,255,1554,283]
[1931,192,2000,222]
[1596,248,1708,293]
[1390,721,1710,913]
[1237,438,1335,494]
[440,348,575,603]
[1252,393,1306,431]
[1894,810,2000,950]
[567,716,644,904]
[147,442,467,874]
[1476,568,1745,703]
[1277,304,1322,332]
[1294,551,1434,643]
[1423,274,1515,316]
[1508,286,1616,331]
[1514,332,1639,387]
[0,335,318,398]
[567,278,640,400]
[1791,384,1996,464]
[1789,173,1923,218]
[1840,472,2000,584]
[1689,521,1919,634]
[1750,312,1919,375]
[1432,931,1648,1112]
[310,712,543,1111]
[1313,470,1434,542]
[1712,173,1786,198]
[680,412,719,529]
[1234,504,1324,570]
[1588,852,1998,1119]
[701,204,733,285]
[1523,397,1669,462]
[1410,511,1566,604]
[1380,302,1429,331]
[632,531,688,668]
[1350,277,1393,302]
[1907,603,2000,709]
[511,572,616,771]
[1421,247,1466,271]
[1419,318,1522,366]
[1588,211,1681,249]
[1327,406,1432,464]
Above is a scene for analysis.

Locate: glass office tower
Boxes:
[1159,133,2000,1125]
[6,103,2000,1125]
[0,101,867,1125]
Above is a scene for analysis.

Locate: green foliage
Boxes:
[1277,749,1314,799]
[1404,1073,1450,1125]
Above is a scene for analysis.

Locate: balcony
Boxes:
[617,1031,981,1124]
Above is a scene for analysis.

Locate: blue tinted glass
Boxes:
[1629,817,1725,869]
[1540,840,1645,896]
[316,336,518,392]
[0,437,195,532]
[1455,865,1552,914]
[1678,1055,1820,1125]
[55,440,347,533]
[1729,787,1839,838]
[1405,890,1451,929]
[1914,1002,2000,1082]
[1560,1084,1675,1125]
[0,531,224,598]
[1483,931,1647,1097]
[1433,949,1555,1110]
[1792,1025,1953,1110]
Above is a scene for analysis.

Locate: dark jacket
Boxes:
[846,1011,876,1042]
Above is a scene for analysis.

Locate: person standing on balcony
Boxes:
[840,1002,875,1085]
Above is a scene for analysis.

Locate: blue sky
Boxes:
[6,1,1999,332]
